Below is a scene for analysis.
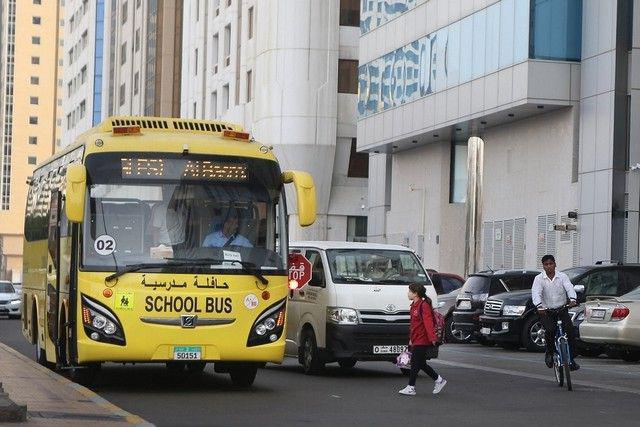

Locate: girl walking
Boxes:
[398,283,447,396]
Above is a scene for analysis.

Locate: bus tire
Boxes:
[300,329,324,375]
[33,311,53,369]
[229,365,257,387]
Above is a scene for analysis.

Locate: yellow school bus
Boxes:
[21,117,316,386]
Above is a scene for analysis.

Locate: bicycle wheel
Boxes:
[559,340,572,391]
[553,353,563,387]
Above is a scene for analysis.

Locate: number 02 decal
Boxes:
[94,234,116,256]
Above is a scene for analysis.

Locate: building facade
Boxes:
[359,0,639,273]
[180,0,368,241]
[102,0,183,117]
[61,0,106,147]
[0,0,59,281]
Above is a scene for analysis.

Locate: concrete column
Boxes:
[367,153,392,243]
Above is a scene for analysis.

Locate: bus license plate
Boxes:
[173,346,202,360]
[373,345,407,354]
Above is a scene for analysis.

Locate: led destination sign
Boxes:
[121,158,248,181]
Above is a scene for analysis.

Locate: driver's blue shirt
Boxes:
[202,231,252,248]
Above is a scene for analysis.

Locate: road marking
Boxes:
[442,347,640,377]
[430,358,640,395]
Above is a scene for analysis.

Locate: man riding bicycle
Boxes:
[531,255,580,371]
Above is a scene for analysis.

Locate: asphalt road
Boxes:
[2,318,639,427]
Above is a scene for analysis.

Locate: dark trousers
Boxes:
[408,345,439,386]
[541,308,576,361]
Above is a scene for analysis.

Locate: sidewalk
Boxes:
[0,342,152,426]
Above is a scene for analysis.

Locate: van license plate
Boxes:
[173,346,202,360]
[480,327,491,335]
[373,345,407,354]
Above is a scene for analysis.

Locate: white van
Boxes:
[285,241,437,374]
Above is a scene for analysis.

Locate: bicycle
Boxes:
[546,306,573,391]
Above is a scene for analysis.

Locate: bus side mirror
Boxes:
[65,164,87,223]
[282,170,317,227]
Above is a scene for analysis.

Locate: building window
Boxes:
[121,42,127,65]
[30,96,39,105]
[134,71,139,95]
[211,91,218,118]
[224,24,231,65]
[194,48,198,75]
[30,76,39,85]
[28,157,37,165]
[34,0,42,4]
[121,1,128,25]
[338,59,358,94]
[32,36,41,45]
[80,100,86,118]
[193,102,197,117]
[530,0,582,61]
[347,216,368,242]
[212,33,219,71]
[196,0,200,20]
[29,136,38,145]
[29,116,38,125]
[31,56,40,65]
[222,84,229,113]
[119,83,126,106]
[248,7,254,39]
[136,0,141,9]
[32,16,41,25]
[347,138,369,178]
[227,0,232,7]
[450,141,468,203]
[246,70,253,102]
[80,65,87,84]
[339,0,360,27]
[135,28,141,52]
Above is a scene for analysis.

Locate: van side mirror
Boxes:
[282,171,317,227]
[573,284,585,294]
[65,164,87,223]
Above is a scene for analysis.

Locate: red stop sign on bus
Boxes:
[288,253,312,289]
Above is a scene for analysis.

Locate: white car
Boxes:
[0,281,21,318]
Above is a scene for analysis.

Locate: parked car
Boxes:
[580,287,640,362]
[0,280,21,318]
[479,262,640,353]
[12,282,22,295]
[286,241,438,374]
[428,271,467,343]
[452,270,539,345]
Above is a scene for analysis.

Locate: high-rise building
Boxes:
[0,0,60,281]
[359,0,640,273]
[61,0,106,147]
[102,0,183,117]
[181,0,368,241]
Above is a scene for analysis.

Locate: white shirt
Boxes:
[531,271,577,309]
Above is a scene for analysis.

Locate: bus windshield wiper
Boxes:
[105,262,173,282]
[166,258,269,285]
[105,259,269,285]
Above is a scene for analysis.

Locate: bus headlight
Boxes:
[247,298,286,347]
[81,295,126,345]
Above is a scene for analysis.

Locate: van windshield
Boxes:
[325,249,429,285]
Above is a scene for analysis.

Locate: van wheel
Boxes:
[337,358,357,369]
[300,330,324,375]
[522,316,546,352]
[621,350,640,363]
[229,365,258,387]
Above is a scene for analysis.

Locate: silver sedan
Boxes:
[580,287,640,362]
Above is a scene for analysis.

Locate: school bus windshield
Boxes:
[82,152,286,274]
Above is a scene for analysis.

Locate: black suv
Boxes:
[451,270,539,344]
[479,262,640,353]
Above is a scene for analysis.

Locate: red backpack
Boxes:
[419,300,445,345]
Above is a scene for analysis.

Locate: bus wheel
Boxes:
[229,365,257,387]
[34,315,53,369]
[187,362,207,373]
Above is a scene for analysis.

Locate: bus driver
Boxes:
[202,210,252,248]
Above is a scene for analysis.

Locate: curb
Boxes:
[0,342,153,426]
[0,382,27,422]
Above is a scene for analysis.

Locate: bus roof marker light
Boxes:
[112,125,141,135]
[223,130,250,141]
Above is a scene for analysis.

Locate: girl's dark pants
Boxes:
[408,345,438,386]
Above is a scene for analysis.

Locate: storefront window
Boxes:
[529,0,582,61]
[450,141,468,204]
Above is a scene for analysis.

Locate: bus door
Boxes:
[46,190,62,363]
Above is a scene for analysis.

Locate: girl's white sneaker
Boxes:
[398,385,416,396]
[433,378,447,394]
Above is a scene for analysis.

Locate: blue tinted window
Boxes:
[459,15,473,83]
[514,0,529,62]
[446,21,460,88]
[485,4,500,73]
[530,0,582,61]
[499,0,515,68]
[472,9,486,78]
